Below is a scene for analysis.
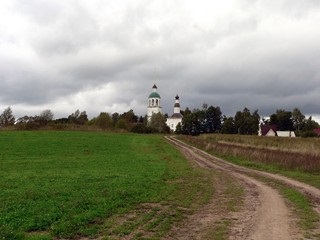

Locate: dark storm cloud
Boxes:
[0,70,75,105]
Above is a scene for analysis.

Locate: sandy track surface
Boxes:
[234,174,293,240]
[165,136,310,240]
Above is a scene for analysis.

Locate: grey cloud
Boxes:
[14,0,62,25]
[22,2,99,58]
[0,72,73,105]
[0,0,319,120]
[279,0,320,18]
[243,0,320,17]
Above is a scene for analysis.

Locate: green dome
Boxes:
[149,92,161,98]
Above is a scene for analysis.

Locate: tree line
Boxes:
[177,105,319,137]
[267,108,319,137]
[0,107,141,131]
[176,105,260,135]
[0,106,319,137]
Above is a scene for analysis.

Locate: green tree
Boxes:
[180,105,222,135]
[196,108,206,133]
[94,112,112,130]
[221,116,236,134]
[302,116,319,131]
[181,107,191,116]
[116,119,129,130]
[112,112,120,127]
[292,108,305,131]
[78,111,88,125]
[206,106,222,133]
[120,109,138,124]
[131,123,154,133]
[270,109,293,131]
[149,112,169,133]
[234,108,260,135]
[251,110,260,134]
[181,111,200,135]
[68,110,88,125]
[175,122,182,134]
[118,109,138,130]
[0,107,15,127]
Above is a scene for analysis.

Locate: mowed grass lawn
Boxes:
[0,131,213,240]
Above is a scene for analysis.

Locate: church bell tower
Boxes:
[147,84,162,122]
[166,94,183,131]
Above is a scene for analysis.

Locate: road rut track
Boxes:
[165,136,320,239]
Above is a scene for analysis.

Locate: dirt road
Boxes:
[165,136,320,239]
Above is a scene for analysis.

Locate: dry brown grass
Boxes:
[202,134,320,156]
[179,134,320,173]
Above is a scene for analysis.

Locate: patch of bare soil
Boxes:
[166,172,246,240]
[232,174,301,240]
[165,136,304,240]
[227,179,259,240]
[79,203,175,240]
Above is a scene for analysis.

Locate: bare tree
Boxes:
[0,107,15,127]
[68,109,88,125]
[33,109,54,126]
[39,109,54,122]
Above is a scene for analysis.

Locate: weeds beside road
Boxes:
[177,134,320,188]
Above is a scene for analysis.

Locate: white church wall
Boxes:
[166,118,182,132]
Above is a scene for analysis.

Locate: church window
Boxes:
[156,99,158,106]
[152,99,154,106]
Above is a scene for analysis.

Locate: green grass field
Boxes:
[0,131,214,240]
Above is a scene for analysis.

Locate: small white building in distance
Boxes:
[147,84,162,122]
[166,95,183,132]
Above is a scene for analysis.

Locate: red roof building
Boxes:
[313,128,320,137]
[259,124,278,136]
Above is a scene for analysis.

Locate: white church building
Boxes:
[147,84,183,132]
[166,95,183,132]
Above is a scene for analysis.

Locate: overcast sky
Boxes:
[1,0,319,121]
